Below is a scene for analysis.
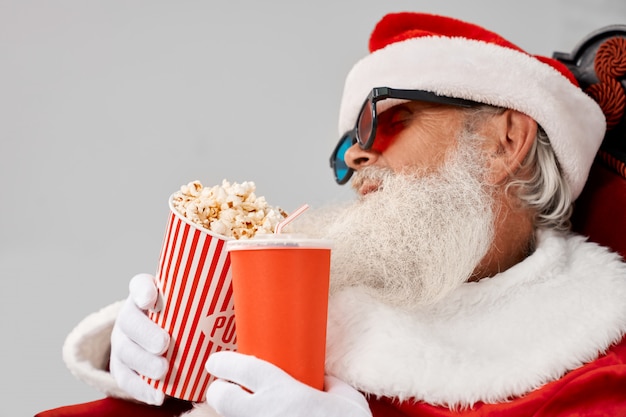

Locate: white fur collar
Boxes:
[325,229,626,406]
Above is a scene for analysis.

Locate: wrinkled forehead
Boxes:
[357,96,473,129]
[360,96,426,122]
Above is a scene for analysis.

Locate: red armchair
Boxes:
[563,24,626,257]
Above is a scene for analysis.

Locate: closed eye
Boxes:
[373,105,416,151]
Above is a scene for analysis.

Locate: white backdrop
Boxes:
[1,1,625,415]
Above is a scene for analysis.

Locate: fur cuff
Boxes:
[62,300,133,400]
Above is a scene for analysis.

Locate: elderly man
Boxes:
[56,11,626,417]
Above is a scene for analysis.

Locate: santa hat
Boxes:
[338,12,606,200]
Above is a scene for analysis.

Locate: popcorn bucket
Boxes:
[143,195,237,402]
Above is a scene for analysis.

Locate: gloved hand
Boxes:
[110,273,171,405]
[205,351,372,417]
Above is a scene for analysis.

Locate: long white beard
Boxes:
[304,137,495,309]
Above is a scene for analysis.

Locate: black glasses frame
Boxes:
[330,87,482,185]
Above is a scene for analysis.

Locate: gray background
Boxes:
[2,1,625,415]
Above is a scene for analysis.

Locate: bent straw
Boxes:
[274,204,310,234]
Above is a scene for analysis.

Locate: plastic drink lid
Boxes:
[225,234,332,251]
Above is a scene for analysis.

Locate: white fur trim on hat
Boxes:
[338,36,606,200]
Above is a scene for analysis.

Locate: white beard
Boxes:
[300,136,495,309]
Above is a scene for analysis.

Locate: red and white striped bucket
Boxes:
[143,196,237,402]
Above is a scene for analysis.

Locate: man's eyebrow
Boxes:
[380,102,418,115]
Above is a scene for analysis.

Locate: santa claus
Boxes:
[53,11,626,417]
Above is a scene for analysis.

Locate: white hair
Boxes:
[510,126,572,231]
[465,106,572,231]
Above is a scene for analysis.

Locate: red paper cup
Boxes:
[143,195,237,402]
[226,234,332,390]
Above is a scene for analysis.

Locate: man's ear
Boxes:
[485,110,537,185]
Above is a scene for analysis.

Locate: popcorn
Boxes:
[172,180,287,239]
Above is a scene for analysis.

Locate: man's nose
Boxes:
[344,143,380,170]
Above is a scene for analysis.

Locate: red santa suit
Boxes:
[60,229,626,416]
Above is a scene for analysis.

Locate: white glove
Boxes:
[205,351,372,417]
[110,273,171,405]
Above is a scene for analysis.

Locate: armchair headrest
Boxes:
[556,25,626,258]
[554,25,626,179]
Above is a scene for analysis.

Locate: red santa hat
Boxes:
[338,12,606,200]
